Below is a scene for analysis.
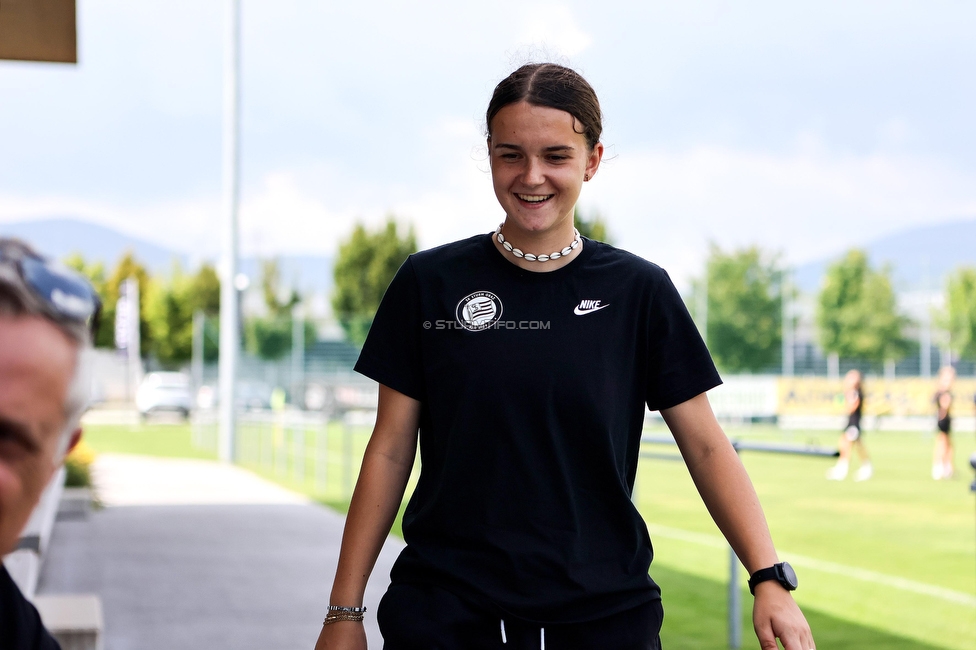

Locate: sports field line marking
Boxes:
[646,523,976,608]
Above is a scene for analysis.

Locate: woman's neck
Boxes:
[492,221,582,272]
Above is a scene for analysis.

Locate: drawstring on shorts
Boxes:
[499,620,546,649]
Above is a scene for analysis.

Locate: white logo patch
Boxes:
[456,291,504,331]
[574,299,609,315]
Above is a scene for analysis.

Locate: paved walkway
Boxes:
[37,453,403,650]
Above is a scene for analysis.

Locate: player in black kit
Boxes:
[932,366,956,480]
[314,63,815,650]
[827,370,873,481]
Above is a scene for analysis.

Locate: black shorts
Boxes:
[377,582,664,650]
[938,416,951,434]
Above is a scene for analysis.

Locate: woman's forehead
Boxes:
[489,102,585,144]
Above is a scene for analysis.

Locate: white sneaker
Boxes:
[827,462,848,480]
[943,463,954,480]
[932,464,944,480]
[854,463,873,482]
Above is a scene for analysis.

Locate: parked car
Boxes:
[136,372,192,420]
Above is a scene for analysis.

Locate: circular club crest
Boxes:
[455,291,503,331]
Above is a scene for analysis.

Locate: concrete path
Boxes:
[36,453,404,650]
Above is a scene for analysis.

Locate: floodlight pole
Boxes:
[218,0,241,463]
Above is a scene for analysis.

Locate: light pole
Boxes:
[218,0,241,463]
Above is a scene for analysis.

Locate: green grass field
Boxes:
[81,420,976,649]
[639,425,976,649]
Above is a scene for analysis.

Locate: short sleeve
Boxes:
[644,270,722,411]
[353,258,425,401]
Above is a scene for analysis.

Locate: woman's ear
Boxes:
[585,142,605,181]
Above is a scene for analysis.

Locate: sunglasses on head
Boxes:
[0,245,102,342]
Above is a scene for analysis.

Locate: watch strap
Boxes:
[748,562,797,595]
[748,566,780,595]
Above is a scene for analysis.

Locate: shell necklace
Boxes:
[494,222,581,263]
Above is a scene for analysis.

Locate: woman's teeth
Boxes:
[517,194,552,203]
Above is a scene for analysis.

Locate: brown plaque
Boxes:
[0,0,77,63]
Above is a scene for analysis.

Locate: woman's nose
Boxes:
[521,158,545,186]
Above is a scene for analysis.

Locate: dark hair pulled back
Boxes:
[486,63,603,151]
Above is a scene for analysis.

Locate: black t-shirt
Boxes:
[846,388,863,430]
[1,564,61,650]
[355,233,721,624]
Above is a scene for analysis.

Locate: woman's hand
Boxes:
[752,583,815,650]
[313,621,367,650]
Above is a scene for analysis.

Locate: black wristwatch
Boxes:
[748,562,798,595]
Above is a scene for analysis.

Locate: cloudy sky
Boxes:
[1,0,973,288]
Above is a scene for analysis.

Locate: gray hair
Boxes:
[0,238,94,460]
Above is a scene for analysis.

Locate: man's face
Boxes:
[0,315,77,554]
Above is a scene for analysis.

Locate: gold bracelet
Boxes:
[323,612,365,625]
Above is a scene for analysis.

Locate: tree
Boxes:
[63,253,113,348]
[105,252,153,356]
[244,259,314,360]
[817,249,911,362]
[574,206,611,243]
[188,263,221,316]
[942,266,976,360]
[259,258,300,318]
[145,265,193,365]
[145,262,223,366]
[693,244,783,373]
[332,218,417,346]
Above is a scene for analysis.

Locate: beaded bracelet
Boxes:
[328,605,367,614]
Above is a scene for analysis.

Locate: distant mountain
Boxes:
[1,218,188,271]
[0,217,333,294]
[794,218,976,293]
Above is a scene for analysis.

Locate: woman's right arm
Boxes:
[314,384,422,650]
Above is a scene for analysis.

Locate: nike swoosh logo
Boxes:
[574,304,610,315]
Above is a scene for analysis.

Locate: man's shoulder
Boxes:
[1,565,61,650]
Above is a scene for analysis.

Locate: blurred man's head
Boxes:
[0,238,100,554]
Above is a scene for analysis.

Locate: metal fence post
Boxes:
[729,440,742,649]
[315,420,328,496]
[728,547,741,649]
[276,414,287,478]
[294,417,305,485]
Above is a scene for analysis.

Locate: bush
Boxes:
[64,440,95,488]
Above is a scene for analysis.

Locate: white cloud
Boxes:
[585,144,976,289]
[238,172,352,258]
[516,5,594,57]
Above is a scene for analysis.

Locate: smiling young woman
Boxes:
[488,101,602,269]
[314,63,816,650]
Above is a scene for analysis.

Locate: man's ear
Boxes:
[65,427,82,456]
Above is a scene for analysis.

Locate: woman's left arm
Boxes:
[661,392,815,650]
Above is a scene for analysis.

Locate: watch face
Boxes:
[780,562,798,589]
